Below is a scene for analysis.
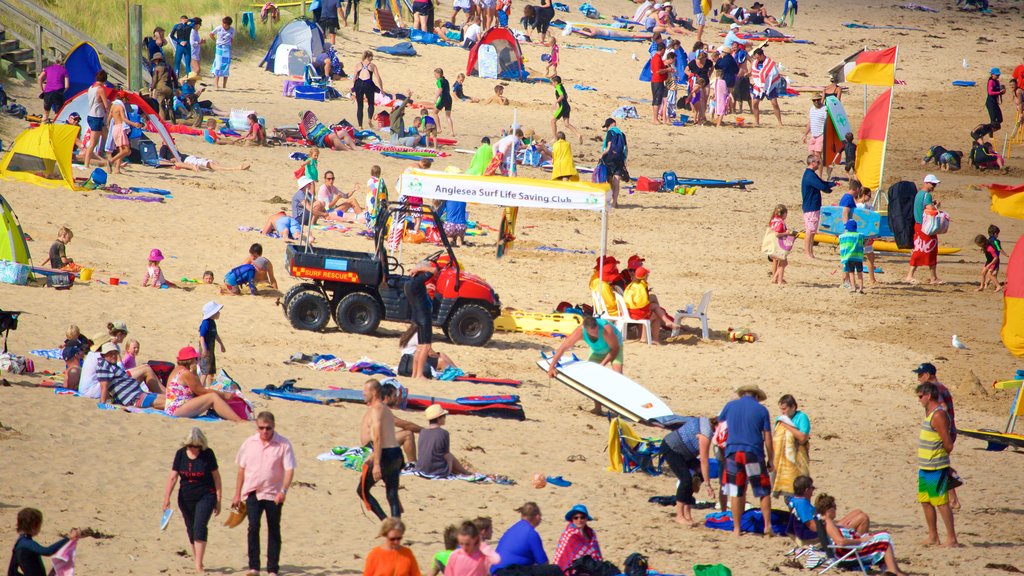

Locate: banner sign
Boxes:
[400,169,610,212]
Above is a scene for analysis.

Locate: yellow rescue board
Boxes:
[798,233,961,255]
[495,311,582,336]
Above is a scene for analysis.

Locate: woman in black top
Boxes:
[8,508,78,576]
[163,426,221,574]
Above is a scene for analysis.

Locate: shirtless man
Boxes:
[360,382,422,463]
[358,378,404,519]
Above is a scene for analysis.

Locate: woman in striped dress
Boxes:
[815,494,908,576]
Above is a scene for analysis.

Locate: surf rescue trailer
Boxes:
[283,203,502,346]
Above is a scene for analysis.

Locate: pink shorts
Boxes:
[807,134,823,153]
[803,210,820,233]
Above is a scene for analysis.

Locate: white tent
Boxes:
[399,169,614,271]
[273,44,311,76]
[261,19,325,73]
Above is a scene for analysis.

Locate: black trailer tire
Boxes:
[446,304,494,346]
[282,283,316,317]
[334,292,382,335]
[287,291,331,331]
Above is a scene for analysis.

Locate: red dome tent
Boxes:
[466,28,526,81]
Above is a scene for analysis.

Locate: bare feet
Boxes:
[919,536,940,546]
[930,279,946,285]
[942,540,961,548]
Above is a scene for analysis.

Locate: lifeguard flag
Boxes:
[1003,235,1024,357]
[989,183,1024,220]
[854,88,892,191]
[844,46,897,86]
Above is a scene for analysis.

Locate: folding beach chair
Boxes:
[374,9,403,34]
[815,515,874,574]
[608,417,663,475]
[304,64,328,88]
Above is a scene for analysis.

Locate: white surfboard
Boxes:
[537,354,674,423]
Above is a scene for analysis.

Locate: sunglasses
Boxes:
[258,425,274,431]
[387,536,403,542]
[186,444,203,449]
[571,515,587,520]
[326,176,334,180]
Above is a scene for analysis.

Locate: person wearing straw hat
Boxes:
[232,411,295,576]
[552,504,602,571]
[358,379,405,520]
[199,302,225,386]
[718,384,774,537]
[416,404,471,477]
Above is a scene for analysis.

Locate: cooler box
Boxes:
[0,260,30,286]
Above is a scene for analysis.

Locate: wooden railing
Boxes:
[0,0,128,85]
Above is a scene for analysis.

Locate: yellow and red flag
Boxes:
[988,183,1024,220]
[1003,235,1024,357]
[844,46,897,86]
[854,88,892,191]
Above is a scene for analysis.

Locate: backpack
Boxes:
[568,556,620,576]
[623,553,648,576]
[604,129,626,162]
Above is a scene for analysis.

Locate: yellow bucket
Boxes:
[80,268,93,281]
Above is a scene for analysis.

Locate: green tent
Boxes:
[0,194,32,265]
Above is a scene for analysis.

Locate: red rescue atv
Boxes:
[282,203,501,346]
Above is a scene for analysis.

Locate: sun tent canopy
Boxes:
[55,88,182,162]
[0,194,32,265]
[261,19,326,72]
[64,42,103,99]
[466,27,526,81]
[273,44,311,75]
[0,124,79,191]
[399,169,610,210]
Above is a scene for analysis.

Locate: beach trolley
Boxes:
[283,203,502,346]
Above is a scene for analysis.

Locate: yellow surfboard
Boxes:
[797,233,961,255]
[994,380,1023,390]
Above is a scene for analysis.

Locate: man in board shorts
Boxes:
[799,154,836,259]
[718,384,774,537]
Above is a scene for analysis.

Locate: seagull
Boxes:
[962,58,968,70]
[952,335,969,350]
[632,52,639,61]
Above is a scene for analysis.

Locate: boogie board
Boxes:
[495,310,583,336]
[819,205,881,237]
[537,353,674,424]
[825,96,852,140]
[798,232,961,255]
[255,384,527,419]
[957,429,1024,450]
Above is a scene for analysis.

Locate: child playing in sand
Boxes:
[44,227,78,271]
[484,84,509,106]
[142,248,168,288]
[763,204,796,285]
[975,234,1002,292]
[854,187,878,285]
[453,73,480,103]
[221,263,258,295]
[838,220,865,293]
[545,36,559,78]
[262,210,301,240]
[420,108,439,149]
[202,118,221,144]
[122,339,140,370]
[202,270,214,284]
[199,301,224,385]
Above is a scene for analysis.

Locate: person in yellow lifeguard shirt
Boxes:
[623,266,669,344]
[551,131,579,181]
[588,257,620,316]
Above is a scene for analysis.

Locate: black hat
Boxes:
[61,343,83,362]
[911,362,937,375]
[602,118,616,129]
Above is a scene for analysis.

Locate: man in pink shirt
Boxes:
[233,411,295,576]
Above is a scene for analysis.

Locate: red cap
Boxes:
[627,254,645,270]
[593,256,619,270]
[177,346,200,362]
[635,266,650,279]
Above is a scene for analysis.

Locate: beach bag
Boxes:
[294,165,306,179]
[761,228,793,259]
[0,352,31,374]
[591,163,607,184]
[661,171,678,191]
[139,141,160,167]
[568,557,619,576]
[226,396,254,420]
[623,553,648,576]
[921,209,949,235]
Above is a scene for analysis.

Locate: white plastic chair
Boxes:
[613,290,652,345]
[672,291,712,340]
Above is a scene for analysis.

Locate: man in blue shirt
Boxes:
[719,384,773,537]
[800,154,837,259]
[492,502,561,576]
[715,46,739,89]
[170,15,193,77]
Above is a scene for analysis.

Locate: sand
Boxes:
[2,0,1024,574]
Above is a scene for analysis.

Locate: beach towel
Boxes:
[551,139,579,181]
[771,417,809,495]
[51,538,76,576]
[703,509,790,534]
[376,42,418,56]
[241,12,257,39]
[752,56,781,99]
[611,105,640,119]
[318,449,515,484]
[30,348,63,360]
[348,358,397,376]
[573,84,597,91]
[553,524,602,571]
[97,402,221,421]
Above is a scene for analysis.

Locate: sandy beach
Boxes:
[2,0,1024,574]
